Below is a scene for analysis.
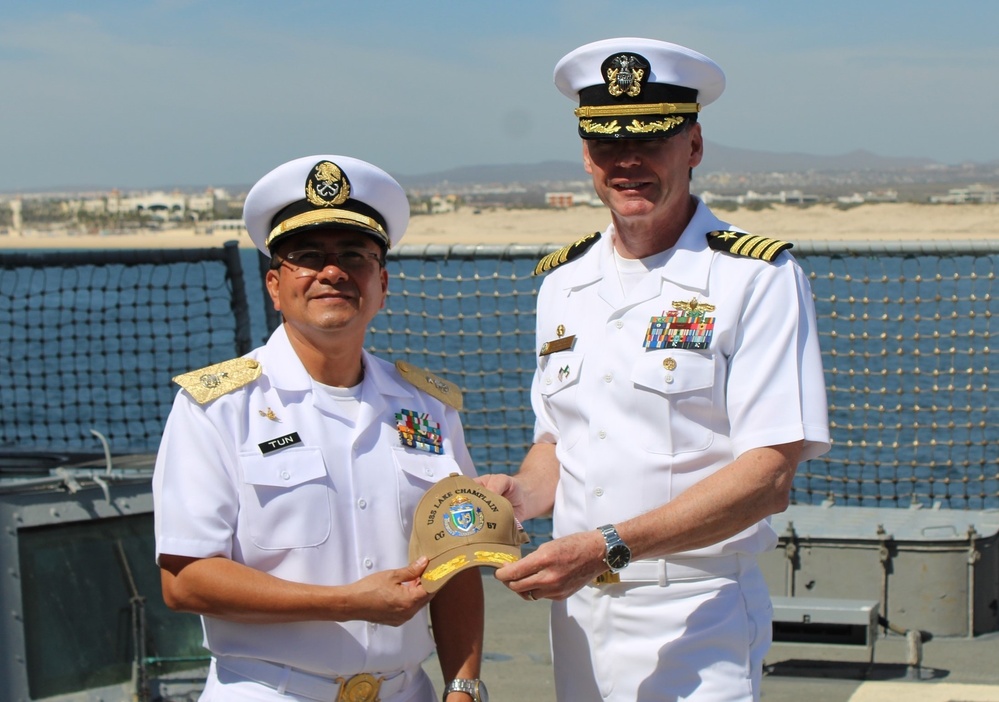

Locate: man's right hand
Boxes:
[345,557,434,626]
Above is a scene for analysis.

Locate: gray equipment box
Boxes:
[760,504,999,638]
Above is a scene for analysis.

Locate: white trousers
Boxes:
[199,659,436,702]
[551,555,772,702]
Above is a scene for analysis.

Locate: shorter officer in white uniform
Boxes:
[480,39,831,701]
[154,155,487,702]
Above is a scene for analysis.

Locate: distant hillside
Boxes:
[395,143,944,189]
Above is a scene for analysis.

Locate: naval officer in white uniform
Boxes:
[154,155,487,702]
[480,38,830,701]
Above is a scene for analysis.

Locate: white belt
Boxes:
[592,554,746,586]
[216,655,411,701]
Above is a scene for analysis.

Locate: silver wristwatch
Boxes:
[598,524,632,573]
[443,678,489,702]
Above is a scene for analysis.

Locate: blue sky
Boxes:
[1,0,997,191]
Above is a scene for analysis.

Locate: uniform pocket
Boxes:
[630,352,716,455]
[538,353,586,449]
[240,447,331,549]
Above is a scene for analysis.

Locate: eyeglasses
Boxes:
[277,249,384,277]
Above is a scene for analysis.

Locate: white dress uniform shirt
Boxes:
[533,198,830,554]
[154,324,475,677]
[533,198,830,701]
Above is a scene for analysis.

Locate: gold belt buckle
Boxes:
[336,672,385,702]
[592,570,621,585]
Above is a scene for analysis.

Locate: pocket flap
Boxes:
[631,352,714,395]
[241,448,327,488]
[392,448,464,484]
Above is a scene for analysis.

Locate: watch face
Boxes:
[607,543,630,570]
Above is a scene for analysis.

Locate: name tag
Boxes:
[258,432,302,454]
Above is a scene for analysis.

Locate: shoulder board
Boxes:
[533,232,602,276]
[172,357,263,405]
[706,230,792,263]
[395,360,463,411]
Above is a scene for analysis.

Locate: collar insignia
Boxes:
[305,160,351,208]
[603,53,648,98]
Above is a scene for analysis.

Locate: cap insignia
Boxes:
[305,160,351,208]
[604,53,648,98]
[706,230,793,263]
[534,231,602,276]
[172,358,262,405]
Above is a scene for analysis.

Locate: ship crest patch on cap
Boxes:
[305,160,351,208]
[603,53,649,98]
[443,495,485,537]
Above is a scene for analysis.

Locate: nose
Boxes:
[314,259,350,283]
[614,143,643,167]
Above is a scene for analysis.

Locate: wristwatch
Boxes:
[443,678,489,702]
[598,524,632,573]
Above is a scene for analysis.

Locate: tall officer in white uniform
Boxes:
[480,39,831,701]
[154,155,488,702]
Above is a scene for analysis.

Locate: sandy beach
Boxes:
[1,202,997,250]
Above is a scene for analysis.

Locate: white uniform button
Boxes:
[357,499,367,509]
[665,374,674,384]
[603,373,613,383]
[594,487,605,497]
[615,320,624,329]
[598,430,607,439]
[545,376,553,385]
[363,558,374,569]
[424,467,434,477]
[280,470,291,480]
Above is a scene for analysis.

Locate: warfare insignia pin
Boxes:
[644,298,717,350]
[443,495,485,537]
[258,407,280,422]
[603,53,648,98]
[305,160,351,208]
[396,409,444,455]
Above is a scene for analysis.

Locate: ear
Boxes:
[379,266,389,310]
[687,123,704,169]
[265,268,282,312]
[581,141,594,174]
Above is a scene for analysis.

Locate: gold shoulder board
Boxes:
[395,360,463,411]
[533,232,602,276]
[172,358,263,405]
[706,230,792,263]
